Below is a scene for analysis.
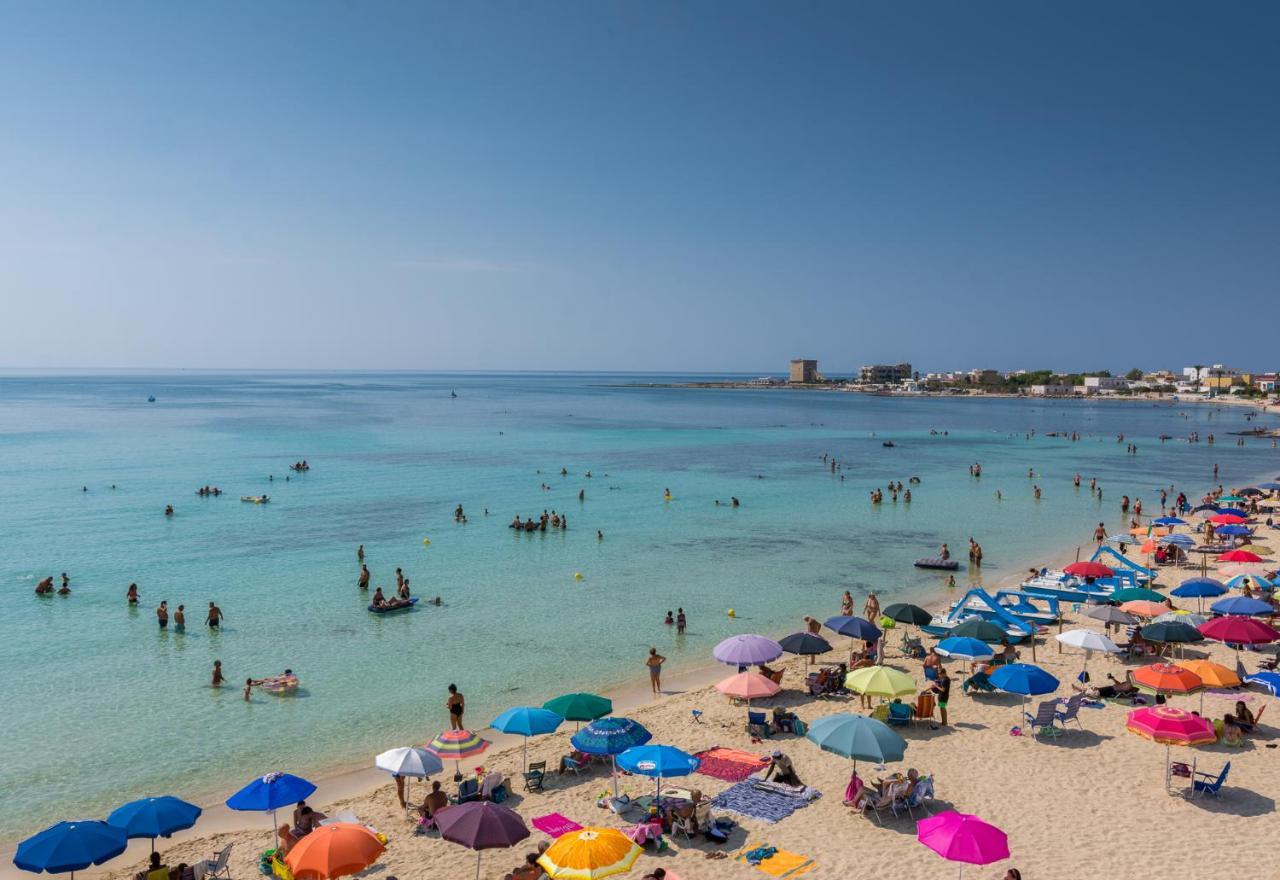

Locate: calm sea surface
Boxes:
[1,372,1276,838]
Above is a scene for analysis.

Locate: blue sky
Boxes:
[1,2,1277,374]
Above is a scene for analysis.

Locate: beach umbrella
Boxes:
[1055,629,1119,682]
[823,615,883,642]
[1215,524,1251,536]
[1139,621,1205,645]
[1064,561,1113,579]
[712,634,783,666]
[1125,705,1215,788]
[617,745,699,801]
[1158,534,1196,549]
[1258,482,1280,491]
[434,802,529,880]
[1119,600,1168,618]
[572,718,652,797]
[106,797,201,853]
[882,603,932,626]
[1176,659,1241,711]
[1133,663,1203,697]
[426,730,491,780]
[537,827,642,880]
[1241,488,1264,496]
[1209,596,1274,616]
[1210,513,1248,524]
[1219,495,1245,504]
[1153,610,1209,628]
[1219,549,1264,563]
[806,712,907,769]
[990,663,1058,726]
[1171,578,1226,598]
[226,772,317,849]
[935,636,994,661]
[949,618,1007,643]
[1199,615,1279,647]
[845,665,916,699]
[1104,534,1136,546]
[543,693,612,729]
[491,707,563,771]
[778,631,832,659]
[1245,671,1280,696]
[284,823,385,880]
[916,811,1009,880]
[715,671,781,703]
[374,746,443,804]
[1226,574,1275,592]
[14,822,128,879]
[1110,587,1165,604]
[1153,517,1187,526]
[1086,606,1138,626]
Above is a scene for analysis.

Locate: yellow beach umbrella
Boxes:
[845,665,916,698]
[537,827,641,879]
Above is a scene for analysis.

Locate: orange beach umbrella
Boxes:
[285,823,385,880]
[1119,600,1168,618]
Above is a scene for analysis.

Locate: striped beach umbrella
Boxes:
[537,827,641,879]
[571,718,652,797]
[426,729,491,779]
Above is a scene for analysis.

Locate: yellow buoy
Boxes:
[727,608,736,618]
[574,572,584,581]
[422,537,431,546]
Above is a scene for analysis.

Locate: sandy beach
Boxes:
[42,535,1274,880]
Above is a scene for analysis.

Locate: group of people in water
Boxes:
[870,478,918,504]
[195,485,223,496]
[509,510,569,532]
[34,573,71,595]
[359,557,442,609]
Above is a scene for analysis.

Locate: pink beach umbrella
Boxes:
[715,671,781,704]
[916,811,1009,879]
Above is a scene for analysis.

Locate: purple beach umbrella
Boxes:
[712,634,784,666]
[434,802,529,880]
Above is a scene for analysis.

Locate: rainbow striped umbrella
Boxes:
[537,827,641,879]
[426,729,491,779]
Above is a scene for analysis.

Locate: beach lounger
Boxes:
[523,760,547,792]
[891,775,935,819]
[886,702,913,726]
[202,845,233,880]
[747,710,772,739]
[962,671,995,694]
[1055,694,1084,729]
[861,780,907,825]
[913,693,936,723]
[1192,762,1231,798]
[1023,700,1062,740]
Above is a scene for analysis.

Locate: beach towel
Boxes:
[694,747,770,782]
[710,780,820,823]
[531,814,582,837]
[735,841,815,877]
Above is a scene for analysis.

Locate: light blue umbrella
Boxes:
[617,745,700,800]
[107,797,202,853]
[14,822,127,879]
[805,712,907,769]
[1153,517,1187,526]
[1159,535,1196,548]
[491,707,563,770]
[936,636,994,661]
[1210,596,1274,616]
[1226,574,1275,592]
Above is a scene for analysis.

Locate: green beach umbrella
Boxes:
[542,693,612,729]
[950,618,1008,643]
[1110,587,1165,604]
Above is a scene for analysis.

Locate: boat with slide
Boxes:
[921,588,1037,642]
[945,589,1061,627]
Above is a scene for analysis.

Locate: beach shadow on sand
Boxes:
[1037,729,1115,750]
[1183,786,1275,818]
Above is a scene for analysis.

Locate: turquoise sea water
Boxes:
[1,372,1277,839]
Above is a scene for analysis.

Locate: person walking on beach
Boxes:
[841,590,854,617]
[863,591,880,622]
[212,660,224,687]
[206,601,225,628]
[446,684,465,730]
[357,565,370,590]
[646,648,666,694]
[927,667,951,728]
[156,601,169,629]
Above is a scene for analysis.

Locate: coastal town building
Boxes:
[1255,373,1278,392]
[858,362,913,384]
[1030,383,1075,396]
[788,359,819,383]
[1080,376,1128,395]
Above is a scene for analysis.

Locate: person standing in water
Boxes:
[206,601,225,628]
[212,660,225,687]
[357,544,365,562]
[174,604,186,633]
[127,583,139,604]
[646,648,666,694]
[156,601,169,629]
[358,565,370,590]
[676,608,686,634]
[446,684,465,730]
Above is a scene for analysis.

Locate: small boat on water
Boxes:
[882,441,896,448]
[147,395,156,403]
[241,495,270,504]
[369,597,418,614]
[915,556,958,571]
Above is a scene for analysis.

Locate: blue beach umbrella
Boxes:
[1210,596,1274,617]
[571,717,652,797]
[1171,578,1227,598]
[990,663,1059,725]
[1226,574,1275,592]
[935,636,994,661]
[491,707,563,770]
[805,712,907,769]
[1245,671,1280,696]
[15,821,128,878]
[1258,482,1280,491]
[1215,524,1251,536]
[226,772,317,849]
[107,797,202,853]
[1159,535,1196,548]
[1153,517,1187,526]
[824,615,883,643]
[617,745,700,799]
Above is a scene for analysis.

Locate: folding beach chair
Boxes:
[1023,699,1062,740]
[1055,694,1084,729]
[892,776,935,819]
[523,760,547,792]
[862,780,907,825]
[887,701,913,727]
[202,845,233,880]
[1192,762,1231,798]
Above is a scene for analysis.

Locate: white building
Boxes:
[1080,376,1128,395]
[1030,384,1074,396]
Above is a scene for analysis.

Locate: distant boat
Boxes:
[450,390,457,398]
[147,395,156,403]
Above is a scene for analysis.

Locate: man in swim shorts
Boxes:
[206,601,224,628]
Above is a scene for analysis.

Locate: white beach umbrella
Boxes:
[375,747,443,802]
[1056,629,1120,684]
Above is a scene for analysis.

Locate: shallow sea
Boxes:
[1,372,1276,838]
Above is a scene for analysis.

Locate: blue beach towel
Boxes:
[710,781,820,824]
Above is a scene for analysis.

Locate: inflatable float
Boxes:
[369,597,418,614]
[914,557,959,571]
[259,674,299,695]
[241,495,270,504]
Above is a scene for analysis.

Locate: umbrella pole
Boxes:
[611,755,619,798]
[475,851,482,880]
[272,808,279,852]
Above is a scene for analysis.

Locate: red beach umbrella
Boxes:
[1218,549,1263,563]
[1210,513,1248,525]
[1064,561,1114,578]
[1199,615,1279,645]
